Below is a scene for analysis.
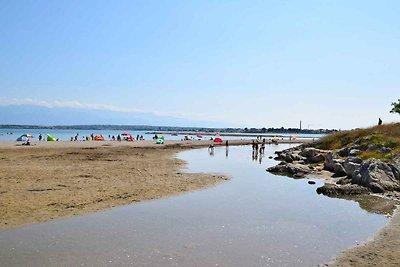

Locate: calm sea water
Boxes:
[0,128,323,141]
[0,145,389,266]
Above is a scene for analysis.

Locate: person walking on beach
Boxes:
[38,133,42,141]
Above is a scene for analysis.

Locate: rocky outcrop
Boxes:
[268,142,400,197]
[351,159,400,193]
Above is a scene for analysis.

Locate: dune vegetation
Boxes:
[315,123,400,162]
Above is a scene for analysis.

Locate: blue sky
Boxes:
[1,0,399,129]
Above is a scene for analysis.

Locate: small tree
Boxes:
[390,99,400,115]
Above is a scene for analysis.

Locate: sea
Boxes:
[0,128,324,142]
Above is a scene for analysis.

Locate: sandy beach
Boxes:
[2,139,298,230]
[0,140,238,230]
[1,139,399,266]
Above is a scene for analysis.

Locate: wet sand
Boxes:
[328,210,400,267]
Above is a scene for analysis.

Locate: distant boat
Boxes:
[171,133,178,136]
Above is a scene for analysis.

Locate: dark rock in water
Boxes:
[308,181,316,185]
[316,184,370,196]
[267,163,312,177]
[268,156,273,159]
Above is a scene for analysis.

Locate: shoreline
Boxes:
[0,138,313,149]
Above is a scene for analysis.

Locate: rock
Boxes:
[307,154,325,164]
[343,158,361,179]
[347,156,363,164]
[316,184,370,196]
[369,182,385,193]
[291,153,307,162]
[284,153,294,163]
[267,163,312,177]
[324,152,347,177]
[308,181,316,184]
[300,147,326,158]
[268,156,273,159]
[352,159,400,192]
[349,149,361,156]
[337,147,350,157]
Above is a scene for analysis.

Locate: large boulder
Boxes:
[316,184,370,196]
[300,147,327,158]
[343,157,362,178]
[306,154,325,164]
[267,163,312,178]
[352,159,400,193]
[324,152,346,177]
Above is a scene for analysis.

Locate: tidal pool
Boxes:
[0,145,391,266]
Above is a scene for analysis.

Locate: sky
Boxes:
[0,0,399,129]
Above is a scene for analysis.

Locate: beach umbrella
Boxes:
[121,132,131,136]
[214,137,223,143]
[16,135,28,142]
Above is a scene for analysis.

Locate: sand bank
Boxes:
[0,142,231,230]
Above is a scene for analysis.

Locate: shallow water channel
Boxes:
[0,145,391,266]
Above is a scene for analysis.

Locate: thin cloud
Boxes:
[0,97,228,124]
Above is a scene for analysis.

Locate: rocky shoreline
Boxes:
[267,143,400,201]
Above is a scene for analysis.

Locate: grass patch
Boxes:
[315,123,400,161]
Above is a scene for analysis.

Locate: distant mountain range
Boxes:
[0,105,227,128]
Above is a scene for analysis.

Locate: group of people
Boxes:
[252,139,266,154]
[68,133,146,142]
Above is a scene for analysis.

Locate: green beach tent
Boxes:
[47,134,57,141]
